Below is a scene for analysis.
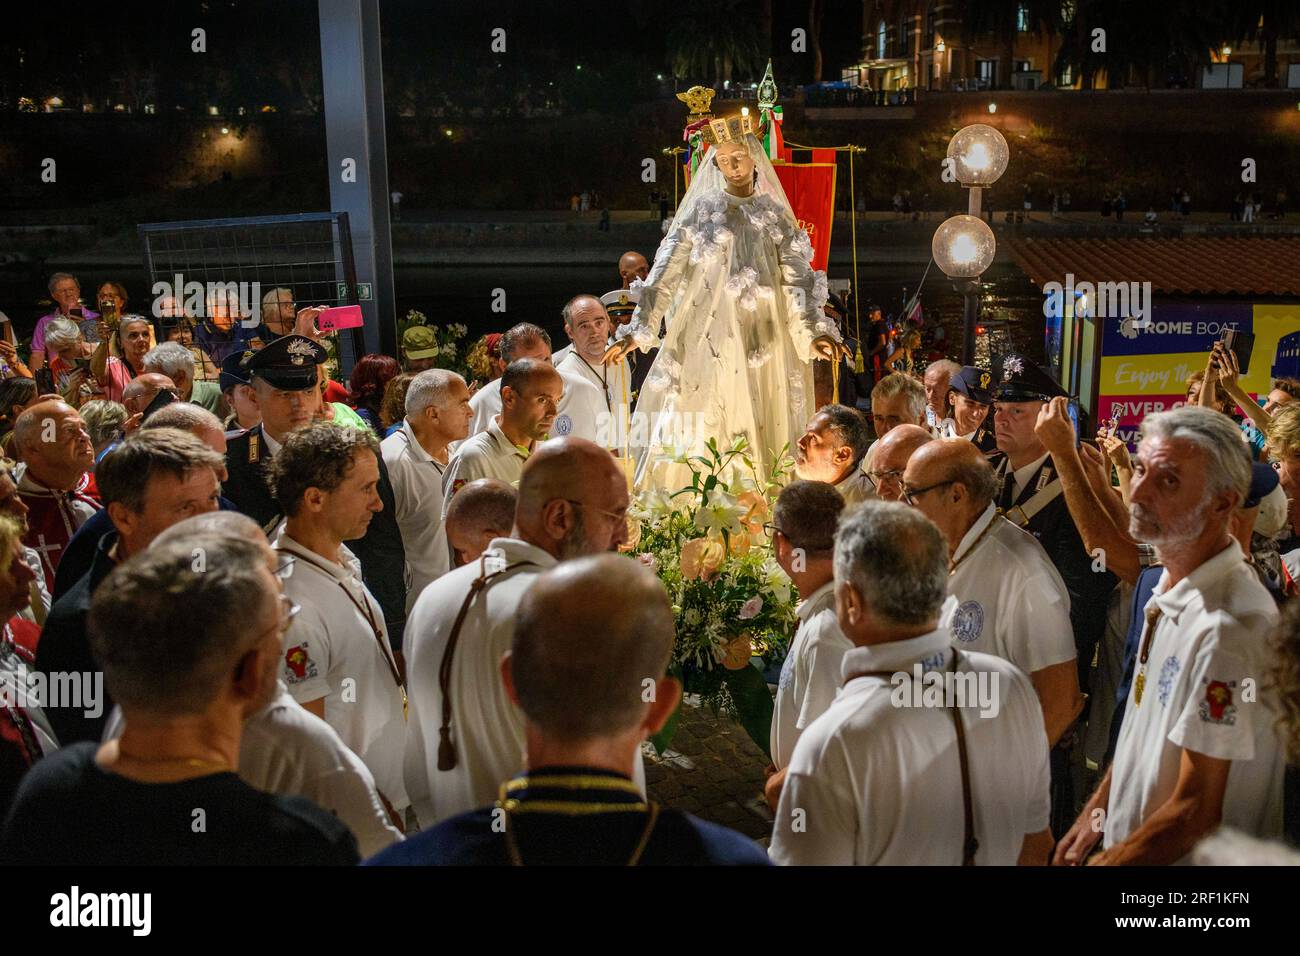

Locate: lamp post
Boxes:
[932,123,1008,363]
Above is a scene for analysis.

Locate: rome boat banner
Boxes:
[1097,303,1300,446]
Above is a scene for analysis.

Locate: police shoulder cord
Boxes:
[436,553,537,771]
[273,546,406,715]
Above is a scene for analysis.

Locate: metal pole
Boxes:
[962,287,978,365]
[318,0,396,362]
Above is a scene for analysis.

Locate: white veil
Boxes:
[666,131,797,244]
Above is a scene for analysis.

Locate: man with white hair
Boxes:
[381,369,474,610]
[1055,406,1283,865]
[769,501,1053,865]
[142,341,225,415]
[923,359,961,432]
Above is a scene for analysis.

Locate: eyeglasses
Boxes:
[562,499,628,524]
[866,468,905,491]
[762,522,786,539]
[901,480,955,506]
[258,593,301,641]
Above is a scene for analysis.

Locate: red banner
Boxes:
[773,152,837,272]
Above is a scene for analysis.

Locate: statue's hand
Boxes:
[812,335,850,362]
[603,340,633,365]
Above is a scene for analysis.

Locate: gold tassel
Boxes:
[854,345,865,374]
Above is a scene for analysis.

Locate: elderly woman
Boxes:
[91,314,154,403]
[42,318,99,408]
[79,399,130,462]
[29,272,101,371]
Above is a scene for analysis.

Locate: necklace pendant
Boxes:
[1134,671,1145,707]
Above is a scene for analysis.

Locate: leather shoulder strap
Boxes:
[948,650,979,866]
[437,557,537,772]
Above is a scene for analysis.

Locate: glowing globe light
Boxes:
[946,124,1009,186]
[932,215,996,279]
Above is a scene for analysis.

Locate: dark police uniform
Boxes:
[991,353,1117,835]
[363,767,771,866]
[945,365,999,457]
[602,287,656,398]
[221,337,409,649]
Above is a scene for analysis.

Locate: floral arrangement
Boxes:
[625,436,798,757]
[398,309,470,378]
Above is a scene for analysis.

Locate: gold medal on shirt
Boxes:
[1133,670,1145,707]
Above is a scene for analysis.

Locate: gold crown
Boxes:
[700,111,759,145]
[676,86,715,118]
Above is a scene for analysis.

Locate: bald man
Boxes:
[553,295,632,449]
[619,251,648,290]
[442,358,562,516]
[13,400,100,591]
[445,478,517,567]
[370,554,768,865]
[865,423,932,502]
[120,372,178,421]
[901,439,1081,747]
[404,436,634,825]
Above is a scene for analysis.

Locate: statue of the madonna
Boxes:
[604,110,848,491]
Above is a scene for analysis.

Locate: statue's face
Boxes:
[713,142,754,193]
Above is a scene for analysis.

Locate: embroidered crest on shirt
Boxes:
[1198,677,1237,725]
[283,644,319,683]
[1157,655,1181,707]
[778,651,795,691]
[951,600,984,643]
[553,414,573,436]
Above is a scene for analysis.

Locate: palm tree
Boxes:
[1230,2,1300,88]
[666,0,764,89]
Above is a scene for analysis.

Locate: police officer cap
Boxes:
[219,349,254,392]
[949,365,995,405]
[242,334,326,391]
[993,352,1068,402]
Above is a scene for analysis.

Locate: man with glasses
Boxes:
[865,423,932,502]
[403,437,634,826]
[267,423,409,822]
[901,439,1081,749]
[793,405,874,505]
[443,359,562,517]
[35,429,224,745]
[2,534,359,866]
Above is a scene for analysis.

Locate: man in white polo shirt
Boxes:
[464,322,605,446]
[1056,407,1283,866]
[765,480,850,810]
[381,369,472,611]
[403,437,632,825]
[792,405,875,505]
[769,501,1053,866]
[552,294,632,450]
[443,359,561,514]
[267,423,409,816]
[903,438,1082,746]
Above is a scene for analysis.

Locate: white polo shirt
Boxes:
[464,371,605,445]
[1106,543,1283,851]
[945,503,1076,675]
[442,418,530,517]
[771,581,852,770]
[402,538,553,824]
[101,680,403,858]
[833,467,876,507]
[273,531,408,811]
[381,419,450,612]
[769,622,1050,865]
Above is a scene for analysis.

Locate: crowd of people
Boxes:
[1,254,1299,868]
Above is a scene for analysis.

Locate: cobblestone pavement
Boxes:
[642,699,774,844]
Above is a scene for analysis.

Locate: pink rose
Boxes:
[738,595,763,620]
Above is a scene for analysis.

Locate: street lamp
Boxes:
[935,123,1009,362]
